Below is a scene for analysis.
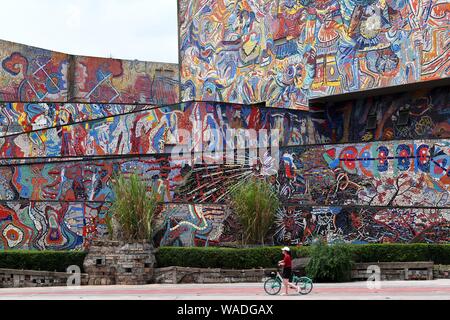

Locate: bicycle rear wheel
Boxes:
[295,277,313,295]
[264,278,282,295]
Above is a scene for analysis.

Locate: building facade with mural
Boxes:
[0,0,449,250]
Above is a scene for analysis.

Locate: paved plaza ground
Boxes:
[0,280,449,300]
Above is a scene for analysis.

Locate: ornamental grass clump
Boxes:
[230,178,280,245]
[107,173,159,242]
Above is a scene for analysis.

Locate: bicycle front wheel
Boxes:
[264,278,282,295]
[296,277,313,295]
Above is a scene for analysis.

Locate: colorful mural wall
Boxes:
[0,201,109,250]
[0,136,448,242]
[0,82,449,248]
[1,86,447,160]
[310,86,450,143]
[273,206,449,245]
[0,7,449,250]
[0,101,314,160]
[153,204,239,246]
[179,0,449,109]
[0,39,179,104]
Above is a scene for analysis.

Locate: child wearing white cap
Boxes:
[278,247,300,295]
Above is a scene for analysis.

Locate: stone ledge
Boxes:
[153,267,277,284]
[0,268,89,288]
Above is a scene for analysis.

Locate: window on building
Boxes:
[366,114,378,130]
[397,108,410,126]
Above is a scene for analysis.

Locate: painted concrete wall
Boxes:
[0,39,179,104]
[0,87,448,249]
[0,2,449,251]
[179,0,449,109]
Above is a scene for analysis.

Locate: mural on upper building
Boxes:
[310,85,450,143]
[179,0,449,109]
[0,40,179,104]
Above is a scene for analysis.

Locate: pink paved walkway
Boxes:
[0,280,449,300]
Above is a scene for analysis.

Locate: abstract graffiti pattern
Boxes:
[310,86,450,143]
[0,40,179,104]
[0,139,448,208]
[1,86,448,160]
[0,101,314,160]
[0,201,109,250]
[179,0,449,109]
[280,140,450,207]
[273,206,450,245]
[153,204,238,246]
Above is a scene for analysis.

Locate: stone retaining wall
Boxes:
[153,262,442,284]
[352,262,434,281]
[433,265,450,279]
[83,240,156,285]
[0,268,88,288]
[153,267,278,284]
[1,263,448,288]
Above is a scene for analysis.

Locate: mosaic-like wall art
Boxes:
[179,0,449,109]
[0,201,109,250]
[0,39,179,104]
[0,101,315,160]
[273,206,450,245]
[1,139,448,207]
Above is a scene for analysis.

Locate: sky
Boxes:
[0,0,179,63]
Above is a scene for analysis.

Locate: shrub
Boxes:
[229,179,280,245]
[0,251,87,272]
[306,241,354,282]
[107,173,159,241]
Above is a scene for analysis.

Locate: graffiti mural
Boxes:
[0,39,179,104]
[0,101,315,160]
[1,139,448,207]
[153,204,239,246]
[273,206,450,245]
[0,103,145,136]
[179,0,449,109]
[0,201,109,250]
[310,86,450,143]
[0,40,69,102]
[4,85,446,161]
[280,140,450,207]
[72,56,179,104]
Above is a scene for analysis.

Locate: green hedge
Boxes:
[156,246,310,269]
[349,244,450,264]
[156,244,450,269]
[0,251,87,272]
[0,244,448,273]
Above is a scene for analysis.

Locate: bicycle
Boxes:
[264,270,313,295]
